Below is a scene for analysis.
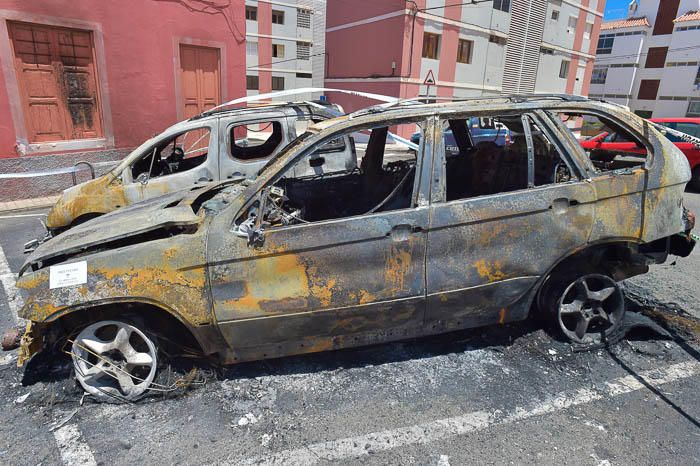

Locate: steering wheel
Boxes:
[169,147,185,162]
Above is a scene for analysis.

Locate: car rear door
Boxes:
[425,111,597,329]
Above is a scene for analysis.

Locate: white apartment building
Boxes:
[589,0,700,118]
[244,0,326,101]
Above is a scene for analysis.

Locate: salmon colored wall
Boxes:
[257,0,272,95]
[0,0,246,158]
[326,16,407,79]
[325,0,407,29]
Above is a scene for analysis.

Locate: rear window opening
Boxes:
[551,111,648,172]
[230,121,284,161]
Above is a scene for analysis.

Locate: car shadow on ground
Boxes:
[17,293,700,405]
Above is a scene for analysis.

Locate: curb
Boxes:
[0,195,59,213]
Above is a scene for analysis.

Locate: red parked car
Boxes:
[580,117,700,190]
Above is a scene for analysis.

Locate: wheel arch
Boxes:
[44,299,218,357]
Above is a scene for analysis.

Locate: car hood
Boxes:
[22,180,245,274]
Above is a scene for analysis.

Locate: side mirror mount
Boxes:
[309,156,325,168]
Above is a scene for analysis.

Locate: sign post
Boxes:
[423,69,436,101]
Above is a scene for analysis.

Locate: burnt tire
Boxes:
[539,268,625,347]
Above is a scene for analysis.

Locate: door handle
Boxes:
[551,197,579,213]
[388,224,424,241]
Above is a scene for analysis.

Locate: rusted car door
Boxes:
[207,119,435,357]
[425,112,597,329]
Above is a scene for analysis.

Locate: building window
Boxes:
[568,15,578,33]
[551,10,560,20]
[272,10,285,25]
[687,101,700,117]
[645,46,668,68]
[296,42,310,60]
[246,75,259,90]
[634,110,653,118]
[638,79,660,100]
[596,34,614,54]
[297,9,311,28]
[296,72,312,79]
[559,60,570,79]
[584,22,593,39]
[272,76,285,90]
[540,47,555,55]
[8,21,103,143]
[456,39,473,64]
[591,66,608,84]
[652,0,679,35]
[695,65,700,86]
[245,6,257,21]
[493,0,510,12]
[422,32,440,59]
[489,34,507,45]
[272,43,285,58]
[246,41,258,56]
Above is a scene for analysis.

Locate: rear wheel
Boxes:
[71,320,157,402]
[556,274,625,345]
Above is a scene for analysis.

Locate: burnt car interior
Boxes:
[444,114,574,201]
[230,121,284,160]
[239,122,421,229]
[554,111,648,171]
[132,128,210,182]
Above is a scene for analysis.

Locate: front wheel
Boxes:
[71,320,158,402]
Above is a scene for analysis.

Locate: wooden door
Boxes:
[8,21,102,142]
[179,45,221,119]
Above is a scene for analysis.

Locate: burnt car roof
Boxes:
[190,100,341,121]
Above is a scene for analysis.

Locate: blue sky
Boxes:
[604,0,630,20]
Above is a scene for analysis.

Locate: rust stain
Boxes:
[474,259,506,283]
[498,308,507,324]
[384,247,412,293]
[310,278,337,308]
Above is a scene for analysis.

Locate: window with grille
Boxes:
[272,76,285,90]
[272,43,285,58]
[246,75,259,90]
[591,67,607,84]
[296,42,310,60]
[493,0,510,12]
[422,32,440,59]
[272,10,285,25]
[456,39,473,64]
[559,60,570,79]
[596,34,614,54]
[686,102,700,117]
[246,6,257,21]
[297,9,311,28]
[246,41,258,56]
[489,35,507,45]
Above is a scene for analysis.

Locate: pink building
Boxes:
[325,0,606,125]
[0,0,245,199]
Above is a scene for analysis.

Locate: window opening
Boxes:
[131,128,210,182]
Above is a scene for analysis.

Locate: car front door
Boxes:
[425,111,597,329]
[206,118,435,361]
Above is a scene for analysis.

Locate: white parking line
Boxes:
[239,360,700,465]
[53,424,97,466]
[0,245,22,324]
[0,213,47,219]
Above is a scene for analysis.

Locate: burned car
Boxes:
[14,96,695,401]
[38,101,354,241]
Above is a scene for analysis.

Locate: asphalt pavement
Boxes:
[0,196,699,465]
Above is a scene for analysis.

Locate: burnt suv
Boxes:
[14,96,695,401]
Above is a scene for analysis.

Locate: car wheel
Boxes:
[555,274,625,346]
[71,320,158,402]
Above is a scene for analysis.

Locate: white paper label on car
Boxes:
[49,261,87,289]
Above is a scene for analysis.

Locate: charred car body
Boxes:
[35,101,354,244]
[15,96,695,401]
